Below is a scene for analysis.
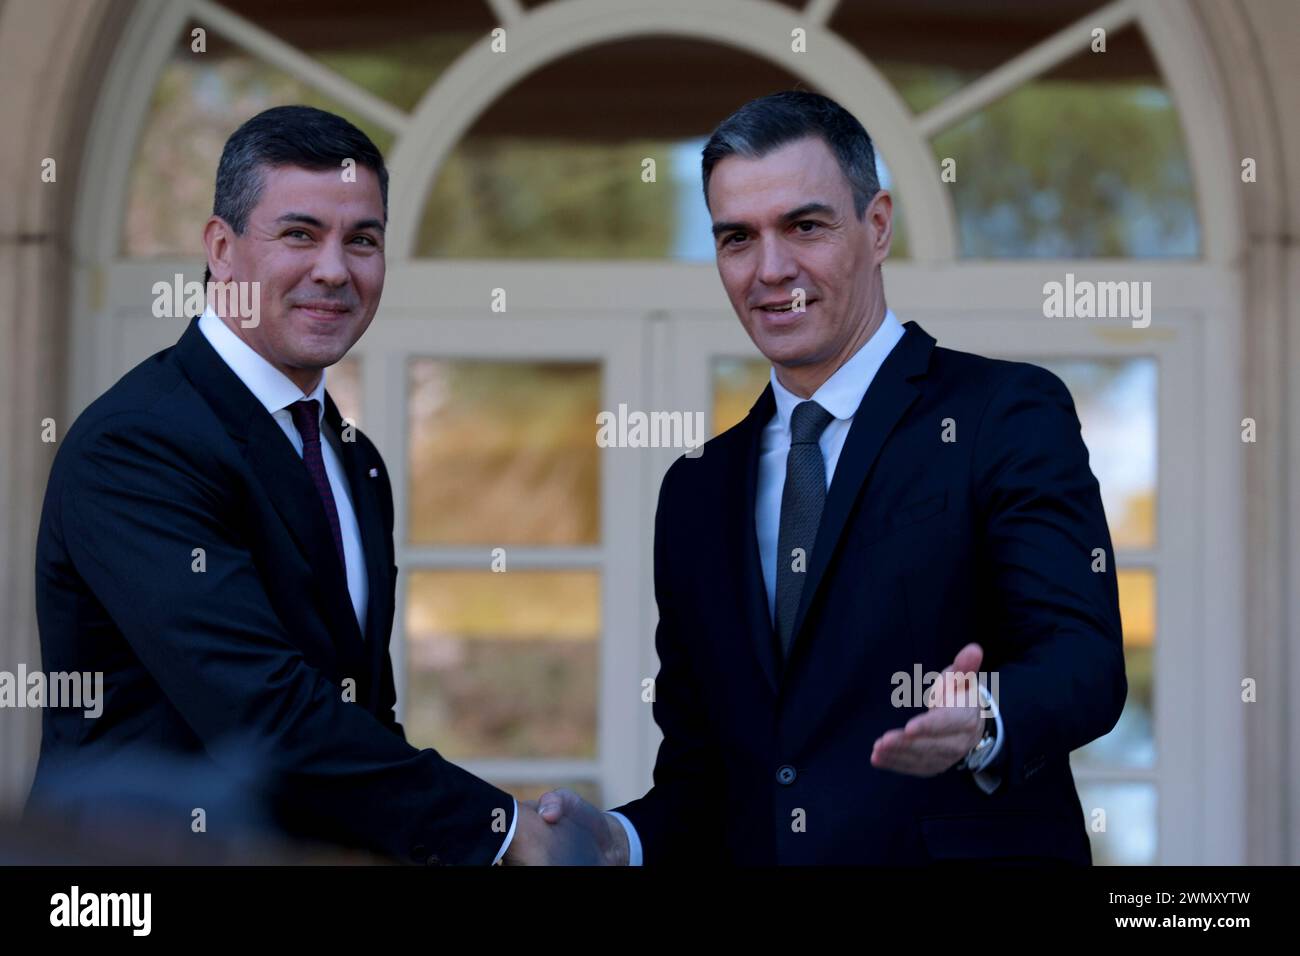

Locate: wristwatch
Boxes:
[956,683,998,772]
[957,723,996,772]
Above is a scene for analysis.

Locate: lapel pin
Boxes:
[368,467,378,478]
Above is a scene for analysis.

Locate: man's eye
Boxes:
[724,233,747,245]
[285,229,311,240]
[351,235,377,246]
[795,221,819,233]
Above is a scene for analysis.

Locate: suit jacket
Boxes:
[29,317,511,864]
[614,320,1127,864]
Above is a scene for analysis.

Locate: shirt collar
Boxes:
[769,308,906,430]
[198,306,327,422]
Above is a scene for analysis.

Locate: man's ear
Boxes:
[202,216,236,283]
[866,190,893,265]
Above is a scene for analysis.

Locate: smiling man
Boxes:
[28,106,586,866]
[539,90,1127,864]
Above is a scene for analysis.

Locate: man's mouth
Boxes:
[756,298,816,314]
[295,303,352,318]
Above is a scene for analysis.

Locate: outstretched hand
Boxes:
[870,642,987,777]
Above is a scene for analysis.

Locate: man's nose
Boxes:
[756,237,798,287]
[310,239,350,286]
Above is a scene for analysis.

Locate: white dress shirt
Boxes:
[611,309,1004,864]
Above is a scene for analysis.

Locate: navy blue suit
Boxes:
[614,321,1126,864]
[29,318,511,864]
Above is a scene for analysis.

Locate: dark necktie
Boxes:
[288,399,346,576]
[775,400,835,658]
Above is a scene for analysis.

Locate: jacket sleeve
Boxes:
[611,457,729,863]
[970,364,1128,789]
[60,412,511,864]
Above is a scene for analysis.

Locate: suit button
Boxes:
[776,765,797,785]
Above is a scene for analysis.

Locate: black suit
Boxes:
[29,317,511,864]
[614,320,1126,864]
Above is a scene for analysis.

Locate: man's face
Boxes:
[206,164,386,388]
[708,136,891,374]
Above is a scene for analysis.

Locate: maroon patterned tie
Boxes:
[288,399,346,575]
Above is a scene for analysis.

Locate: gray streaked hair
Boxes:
[701,90,880,217]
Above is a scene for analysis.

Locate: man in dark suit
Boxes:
[28,106,581,865]
[539,91,1126,864]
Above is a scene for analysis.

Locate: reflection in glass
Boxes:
[1032,357,1156,551]
[406,360,600,546]
[831,0,1109,115]
[1077,781,1157,865]
[215,0,494,111]
[327,356,361,427]
[1074,569,1155,768]
[404,570,599,760]
[931,29,1198,258]
[712,357,770,437]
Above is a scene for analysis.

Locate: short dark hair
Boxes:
[701,90,880,218]
[203,105,388,286]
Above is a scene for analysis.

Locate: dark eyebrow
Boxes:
[779,202,836,224]
[711,202,838,238]
[274,213,385,233]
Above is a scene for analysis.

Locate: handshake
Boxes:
[501,789,632,866]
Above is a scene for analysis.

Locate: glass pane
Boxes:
[214,0,494,111]
[404,570,599,759]
[712,357,770,437]
[1077,781,1157,865]
[327,356,361,426]
[931,28,1199,258]
[495,780,602,808]
[831,0,1109,115]
[124,21,394,257]
[1032,358,1156,550]
[1074,569,1155,768]
[406,360,600,546]
[413,37,910,260]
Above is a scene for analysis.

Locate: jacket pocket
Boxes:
[887,490,947,531]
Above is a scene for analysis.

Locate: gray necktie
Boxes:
[775,400,835,657]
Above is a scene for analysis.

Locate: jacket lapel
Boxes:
[785,321,937,664]
[732,383,781,696]
[323,393,393,694]
[173,318,366,666]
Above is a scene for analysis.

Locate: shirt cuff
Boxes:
[492,798,518,865]
[971,683,1005,794]
[606,810,643,866]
